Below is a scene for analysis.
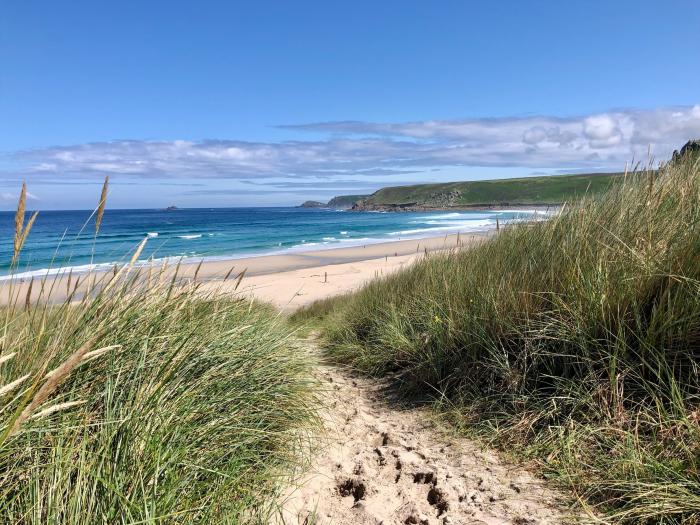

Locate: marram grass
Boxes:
[0,271,318,524]
[295,155,700,524]
[0,186,318,524]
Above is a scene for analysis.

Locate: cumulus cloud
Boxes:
[4,105,700,181]
[582,114,623,148]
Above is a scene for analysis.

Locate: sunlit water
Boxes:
[0,207,548,278]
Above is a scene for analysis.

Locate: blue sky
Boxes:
[1,1,699,210]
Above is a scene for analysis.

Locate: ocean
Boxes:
[0,207,543,279]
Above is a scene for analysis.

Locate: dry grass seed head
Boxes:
[95,176,109,235]
[6,334,100,438]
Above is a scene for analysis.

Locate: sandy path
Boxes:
[277,352,582,525]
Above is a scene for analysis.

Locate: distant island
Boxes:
[298,200,326,208]
[301,171,628,212]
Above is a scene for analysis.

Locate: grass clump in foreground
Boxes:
[0,187,317,523]
[295,155,700,523]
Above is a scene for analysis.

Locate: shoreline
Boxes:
[0,207,551,284]
[188,230,491,279]
[2,228,496,283]
[1,232,490,309]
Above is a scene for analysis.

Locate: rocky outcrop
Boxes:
[350,190,463,212]
[424,189,463,207]
[672,139,700,163]
[351,200,420,212]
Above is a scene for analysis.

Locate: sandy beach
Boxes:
[197,232,489,310]
[1,232,490,309]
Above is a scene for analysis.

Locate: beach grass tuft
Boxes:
[295,154,700,523]
[0,187,318,523]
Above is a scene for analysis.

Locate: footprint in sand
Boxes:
[275,341,584,525]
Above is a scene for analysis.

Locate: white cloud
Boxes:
[523,126,547,144]
[582,114,623,148]
[4,105,700,181]
[0,191,39,202]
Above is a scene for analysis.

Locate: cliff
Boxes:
[326,195,369,209]
[348,172,625,211]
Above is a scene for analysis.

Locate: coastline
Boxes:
[0,207,546,284]
[185,231,490,279]
[1,232,490,309]
[348,203,561,213]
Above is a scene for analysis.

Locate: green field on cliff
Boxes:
[347,171,625,208]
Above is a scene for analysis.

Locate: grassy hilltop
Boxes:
[295,155,700,523]
[305,172,626,210]
[345,171,625,209]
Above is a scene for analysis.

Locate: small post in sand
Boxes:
[324,271,327,283]
[496,218,500,231]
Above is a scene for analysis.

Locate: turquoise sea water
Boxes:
[0,207,545,279]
